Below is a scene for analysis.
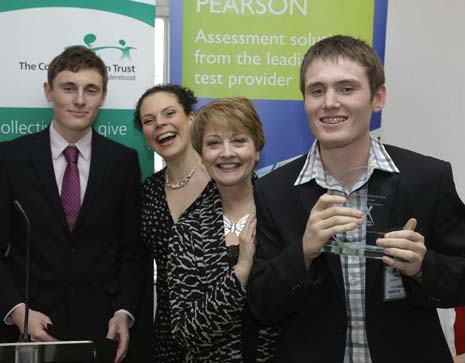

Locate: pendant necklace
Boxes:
[165,164,198,190]
[224,214,250,237]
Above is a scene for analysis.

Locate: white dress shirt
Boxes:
[438,308,457,356]
[50,121,92,202]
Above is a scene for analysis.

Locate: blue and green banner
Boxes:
[0,0,156,179]
[170,0,388,174]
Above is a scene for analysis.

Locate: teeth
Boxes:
[157,132,176,142]
[218,163,238,170]
[321,117,347,124]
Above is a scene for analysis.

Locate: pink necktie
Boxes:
[61,146,80,230]
[455,306,465,354]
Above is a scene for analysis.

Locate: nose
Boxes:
[153,115,168,130]
[74,89,86,107]
[323,89,340,110]
[154,121,167,130]
[221,142,234,157]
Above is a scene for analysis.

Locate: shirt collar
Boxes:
[294,135,399,187]
[50,121,92,161]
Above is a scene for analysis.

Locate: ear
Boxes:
[255,150,260,162]
[187,113,195,126]
[372,85,386,112]
[99,91,107,108]
[43,82,53,102]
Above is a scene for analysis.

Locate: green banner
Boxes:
[0,0,155,26]
[182,0,374,100]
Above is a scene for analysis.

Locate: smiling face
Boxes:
[201,125,259,188]
[303,57,385,153]
[139,91,193,162]
[44,69,105,143]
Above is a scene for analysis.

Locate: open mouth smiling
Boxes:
[157,131,177,145]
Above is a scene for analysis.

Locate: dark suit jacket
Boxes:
[0,127,146,342]
[248,144,465,363]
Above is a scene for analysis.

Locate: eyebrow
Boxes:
[57,81,102,89]
[141,105,175,119]
[205,132,247,138]
[57,81,76,87]
[85,83,101,88]
[307,79,361,88]
[161,105,176,112]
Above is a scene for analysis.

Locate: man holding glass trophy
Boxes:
[248,35,465,363]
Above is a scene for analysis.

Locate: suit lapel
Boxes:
[295,180,322,222]
[31,129,69,232]
[73,131,110,233]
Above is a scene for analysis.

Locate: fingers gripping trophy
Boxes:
[320,166,415,260]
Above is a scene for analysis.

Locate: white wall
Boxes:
[382,0,465,201]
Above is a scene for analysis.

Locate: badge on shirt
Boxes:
[383,265,406,301]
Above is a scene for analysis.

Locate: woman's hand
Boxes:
[235,213,257,288]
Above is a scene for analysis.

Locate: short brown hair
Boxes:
[299,35,385,98]
[47,46,108,93]
[191,97,265,155]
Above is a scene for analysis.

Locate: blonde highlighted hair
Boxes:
[191,97,265,155]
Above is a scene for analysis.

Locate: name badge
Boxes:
[383,265,406,301]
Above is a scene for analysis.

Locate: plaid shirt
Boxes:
[295,136,399,363]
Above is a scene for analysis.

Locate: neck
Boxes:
[319,134,371,180]
[165,146,200,183]
[219,180,254,217]
[53,121,91,144]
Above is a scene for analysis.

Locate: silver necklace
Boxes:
[165,164,198,190]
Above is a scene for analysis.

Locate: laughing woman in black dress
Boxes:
[134,84,210,362]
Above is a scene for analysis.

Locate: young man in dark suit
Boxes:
[247,35,465,362]
[0,46,146,363]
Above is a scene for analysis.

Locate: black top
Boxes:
[141,169,209,362]
[168,181,278,362]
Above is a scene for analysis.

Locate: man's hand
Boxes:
[454,353,465,363]
[376,218,426,277]
[302,193,363,268]
[106,312,130,363]
[10,305,57,342]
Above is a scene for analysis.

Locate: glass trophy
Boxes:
[320,239,385,259]
[320,165,386,259]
